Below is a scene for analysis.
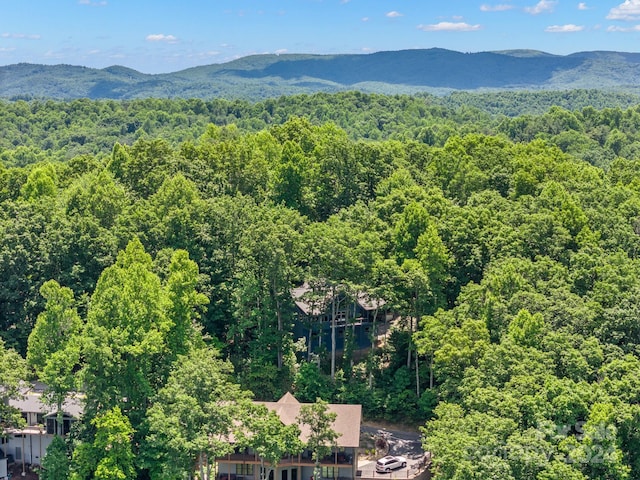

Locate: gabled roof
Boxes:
[8,386,83,418]
[259,393,362,448]
[292,282,386,316]
[356,292,387,311]
[291,283,326,316]
[278,392,299,404]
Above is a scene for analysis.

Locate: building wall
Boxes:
[217,447,359,480]
[293,317,375,353]
[0,458,7,480]
[4,433,54,467]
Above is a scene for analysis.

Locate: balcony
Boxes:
[216,450,354,467]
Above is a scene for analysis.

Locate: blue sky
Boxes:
[2,1,640,73]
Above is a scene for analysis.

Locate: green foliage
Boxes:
[507,309,547,348]
[40,435,71,480]
[80,239,171,425]
[297,398,340,480]
[143,346,251,480]
[20,164,57,200]
[294,361,335,403]
[0,337,27,429]
[4,92,640,479]
[235,403,304,480]
[92,407,136,480]
[26,279,82,435]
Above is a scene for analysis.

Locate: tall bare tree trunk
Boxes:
[407,314,412,368]
[56,400,63,436]
[429,355,434,389]
[415,350,420,397]
[276,299,283,369]
[331,285,337,380]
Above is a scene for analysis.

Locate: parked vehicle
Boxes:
[375,455,407,473]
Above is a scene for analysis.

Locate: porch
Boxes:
[217,449,358,480]
[217,450,354,467]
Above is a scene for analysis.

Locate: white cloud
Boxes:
[480,4,515,11]
[362,17,370,22]
[607,24,640,31]
[607,0,640,21]
[386,11,403,18]
[417,22,482,32]
[545,24,585,32]
[146,34,178,43]
[578,2,589,10]
[1,32,41,40]
[275,49,288,55]
[524,0,557,14]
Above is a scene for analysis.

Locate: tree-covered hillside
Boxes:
[2,90,640,166]
[1,92,640,479]
[4,49,640,100]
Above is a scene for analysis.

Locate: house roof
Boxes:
[291,283,325,316]
[259,393,362,448]
[292,282,386,316]
[9,388,83,418]
[356,292,387,311]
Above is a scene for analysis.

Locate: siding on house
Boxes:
[216,393,362,480]
[291,282,392,353]
[2,384,82,468]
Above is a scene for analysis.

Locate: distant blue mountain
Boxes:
[2,48,640,100]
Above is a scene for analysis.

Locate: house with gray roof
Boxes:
[291,282,392,357]
[1,383,82,470]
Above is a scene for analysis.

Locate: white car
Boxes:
[375,455,407,473]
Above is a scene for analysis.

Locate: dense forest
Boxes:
[1,90,640,480]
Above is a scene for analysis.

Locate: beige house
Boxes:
[216,393,362,480]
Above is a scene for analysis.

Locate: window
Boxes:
[321,467,337,479]
[46,418,55,435]
[46,417,73,435]
[236,464,254,475]
[36,413,44,425]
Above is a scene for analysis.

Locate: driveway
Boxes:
[358,424,428,479]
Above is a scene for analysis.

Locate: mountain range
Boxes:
[2,48,640,100]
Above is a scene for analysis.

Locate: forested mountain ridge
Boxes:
[3,48,640,100]
[2,93,640,479]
